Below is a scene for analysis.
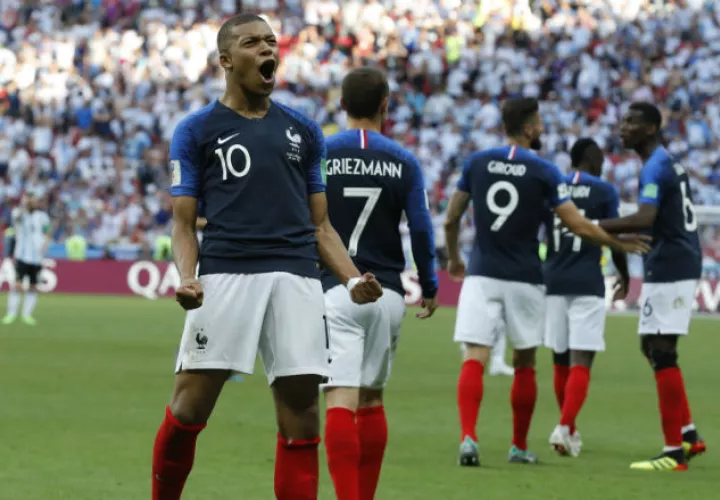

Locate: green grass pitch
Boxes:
[1,294,717,499]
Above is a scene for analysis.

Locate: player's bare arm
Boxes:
[611,249,630,300]
[554,200,651,255]
[171,196,203,310]
[598,203,658,234]
[443,189,470,280]
[309,192,382,304]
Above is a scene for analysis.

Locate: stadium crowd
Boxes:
[1,0,720,262]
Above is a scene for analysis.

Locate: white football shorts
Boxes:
[454,276,545,350]
[175,272,328,385]
[545,295,607,353]
[321,285,406,389]
[638,280,697,336]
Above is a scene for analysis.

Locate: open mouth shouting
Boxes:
[258,59,277,85]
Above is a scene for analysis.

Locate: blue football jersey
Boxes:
[322,129,438,298]
[169,100,326,278]
[637,147,702,283]
[544,170,619,297]
[457,145,570,284]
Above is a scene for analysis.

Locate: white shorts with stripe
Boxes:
[321,285,406,389]
[545,295,607,353]
[175,272,329,385]
[454,276,545,350]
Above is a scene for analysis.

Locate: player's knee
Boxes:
[649,347,678,371]
[463,343,490,366]
[513,348,536,369]
[324,386,359,411]
[570,350,594,368]
[168,398,211,426]
[359,388,383,409]
[553,350,570,366]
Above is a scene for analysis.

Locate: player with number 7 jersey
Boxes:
[320,67,439,500]
[444,97,651,468]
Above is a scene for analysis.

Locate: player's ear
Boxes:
[219,50,233,72]
[380,96,389,117]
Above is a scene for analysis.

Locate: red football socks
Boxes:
[457,359,484,442]
[560,366,590,430]
[654,367,684,448]
[678,369,693,427]
[511,367,537,451]
[553,364,569,409]
[325,408,359,500]
[275,434,320,499]
[152,406,206,500]
[357,406,387,500]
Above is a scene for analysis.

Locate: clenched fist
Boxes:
[176,278,204,310]
[349,273,383,304]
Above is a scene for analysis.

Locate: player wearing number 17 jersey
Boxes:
[599,102,705,471]
[321,68,439,500]
[444,97,650,467]
[544,138,630,458]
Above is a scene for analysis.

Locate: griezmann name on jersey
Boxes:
[322,129,438,298]
[544,170,620,297]
[637,147,702,283]
[457,145,570,284]
[169,100,326,278]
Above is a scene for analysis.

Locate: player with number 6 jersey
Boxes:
[598,102,705,471]
[543,138,630,458]
[321,67,438,500]
[444,97,651,467]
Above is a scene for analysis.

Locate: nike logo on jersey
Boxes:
[217,133,240,145]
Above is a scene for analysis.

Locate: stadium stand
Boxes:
[1,0,719,275]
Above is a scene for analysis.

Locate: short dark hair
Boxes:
[341,67,389,119]
[570,138,599,167]
[629,101,662,134]
[501,97,540,137]
[217,13,267,53]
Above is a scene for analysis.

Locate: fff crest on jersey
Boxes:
[286,127,302,163]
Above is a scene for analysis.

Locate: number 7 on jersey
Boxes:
[343,187,382,256]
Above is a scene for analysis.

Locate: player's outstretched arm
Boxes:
[555,201,651,255]
[443,189,471,280]
[309,192,382,304]
[598,204,658,234]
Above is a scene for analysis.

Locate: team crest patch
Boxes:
[171,160,181,186]
[673,296,685,309]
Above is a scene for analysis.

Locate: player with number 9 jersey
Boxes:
[444,98,650,468]
[599,102,704,471]
[320,67,438,500]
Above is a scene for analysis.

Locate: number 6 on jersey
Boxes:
[343,187,382,256]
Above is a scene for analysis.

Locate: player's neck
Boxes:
[346,117,383,134]
[635,139,660,162]
[219,89,271,119]
[507,136,531,150]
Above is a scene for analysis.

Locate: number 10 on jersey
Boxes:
[344,187,382,256]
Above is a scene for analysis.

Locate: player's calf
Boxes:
[456,343,489,466]
[324,386,360,500]
[357,389,387,500]
[273,375,323,500]
[510,348,538,457]
[153,370,228,500]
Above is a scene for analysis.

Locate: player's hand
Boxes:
[416,295,439,319]
[447,258,465,281]
[612,276,629,301]
[349,273,383,304]
[176,278,204,310]
[615,234,652,254]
